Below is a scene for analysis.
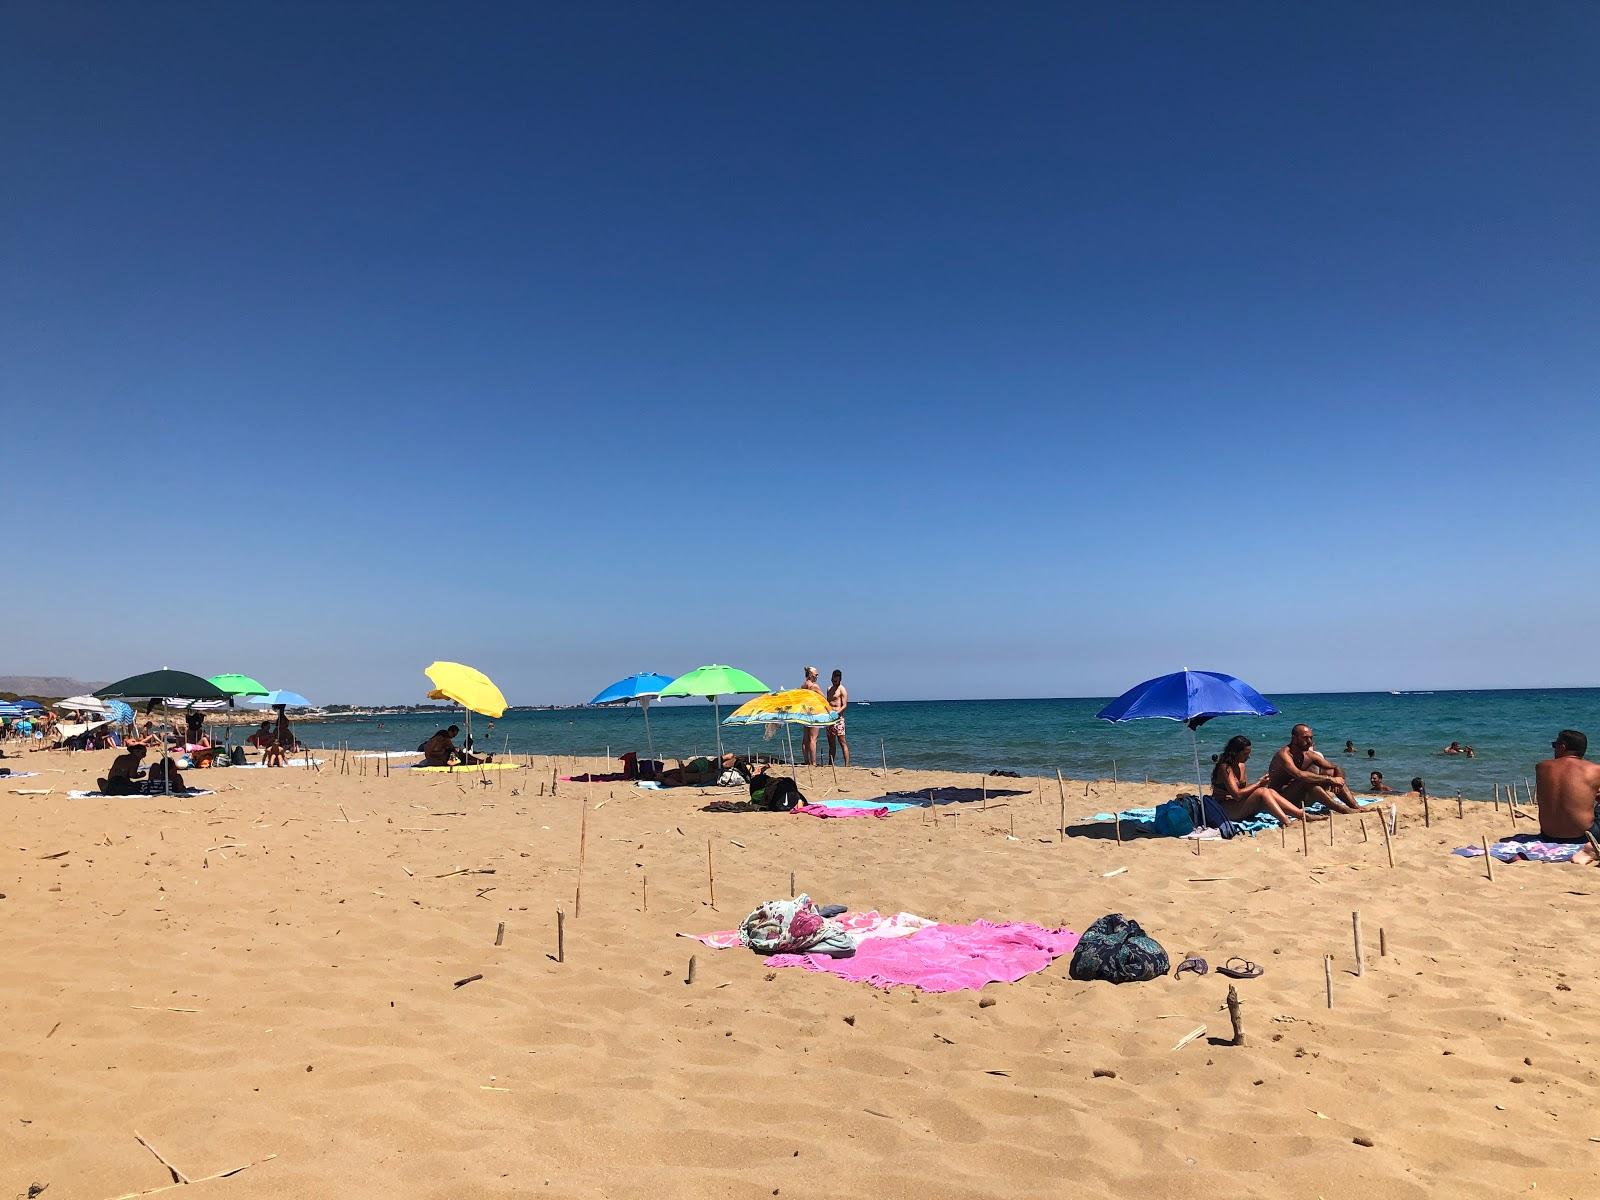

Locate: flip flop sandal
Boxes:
[1217,957,1263,980]
[1174,957,1208,978]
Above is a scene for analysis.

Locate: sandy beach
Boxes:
[3,749,1597,1200]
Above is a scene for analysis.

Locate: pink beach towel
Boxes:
[793,802,889,819]
[768,920,1079,992]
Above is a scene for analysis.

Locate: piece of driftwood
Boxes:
[98,1152,278,1200]
[494,922,505,947]
[453,974,483,989]
[1352,911,1364,976]
[134,1132,190,1184]
[1225,984,1244,1046]
[1170,1025,1207,1051]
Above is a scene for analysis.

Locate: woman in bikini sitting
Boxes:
[1211,734,1323,824]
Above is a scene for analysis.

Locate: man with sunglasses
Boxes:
[1534,730,1600,860]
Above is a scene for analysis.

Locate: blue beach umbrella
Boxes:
[590,673,674,760]
[12,699,43,711]
[107,700,135,726]
[1096,670,1279,828]
[255,690,312,708]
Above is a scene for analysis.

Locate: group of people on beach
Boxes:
[1211,723,1384,825]
[1214,721,1600,863]
[798,665,849,766]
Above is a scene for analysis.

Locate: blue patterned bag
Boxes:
[1068,913,1170,984]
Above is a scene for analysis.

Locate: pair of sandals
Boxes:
[1175,956,1262,980]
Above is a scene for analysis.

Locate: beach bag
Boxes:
[749,773,805,811]
[1068,913,1170,984]
[1152,800,1194,838]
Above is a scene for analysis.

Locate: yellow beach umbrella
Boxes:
[424,661,508,759]
[424,661,507,717]
[723,689,838,727]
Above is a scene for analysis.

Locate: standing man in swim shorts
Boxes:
[826,668,850,766]
[800,666,824,765]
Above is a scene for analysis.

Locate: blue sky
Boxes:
[3,3,1597,704]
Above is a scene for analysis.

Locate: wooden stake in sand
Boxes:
[574,799,589,917]
[1493,782,1500,812]
[1324,955,1334,1008]
[789,869,795,898]
[1225,984,1244,1046]
[707,839,716,909]
[1457,791,1464,819]
[685,955,697,985]
[879,738,888,775]
[1481,834,1494,881]
[556,909,565,962]
[495,921,505,947]
[1381,815,1395,868]
[1379,927,1388,957]
[642,871,648,911]
[1329,813,1335,847]
[1055,769,1067,839]
[1301,814,1310,856]
[1422,788,1431,827]
[1352,911,1364,976]
[1112,759,1118,792]
[1359,817,1368,843]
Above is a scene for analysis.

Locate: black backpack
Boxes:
[749,772,806,811]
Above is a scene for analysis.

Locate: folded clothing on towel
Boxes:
[684,908,935,950]
[1453,836,1588,863]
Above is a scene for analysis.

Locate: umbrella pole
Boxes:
[1190,724,1207,830]
[641,699,655,761]
[713,698,723,761]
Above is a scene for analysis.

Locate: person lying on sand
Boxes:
[1267,724,1367,815]
[97,744,148,796]
[1368,770,1396,794]
[1534,729,1600,864]
[1212,735,1322,824]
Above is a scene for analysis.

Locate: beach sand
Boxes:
[3,749,1596,1199]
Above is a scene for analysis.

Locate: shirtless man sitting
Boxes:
[1534,729,1600,863]
[421,725,463,767]
[98,744,148,796]
[1267,724,1366,815]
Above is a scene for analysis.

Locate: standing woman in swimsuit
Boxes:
[1211,735,1318,824]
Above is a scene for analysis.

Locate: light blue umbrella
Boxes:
[590,672,674,759]
[255,690,312,708]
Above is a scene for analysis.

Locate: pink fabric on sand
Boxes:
[682,909,934,950]
[793,803,888,819]
[768,920,1079,992]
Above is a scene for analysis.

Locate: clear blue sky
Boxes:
[4,3,1597,704]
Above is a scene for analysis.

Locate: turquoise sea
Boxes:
[282,688,1598,800]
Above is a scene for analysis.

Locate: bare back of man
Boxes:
[1535,755,1600,842]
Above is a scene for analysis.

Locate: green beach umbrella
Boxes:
[659,665,769,760]
[208,673,270,697]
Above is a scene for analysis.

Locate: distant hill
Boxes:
[0,675,107,699]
